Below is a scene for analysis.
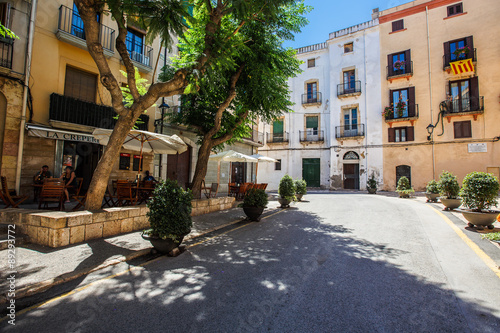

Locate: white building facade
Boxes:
[257,19,384,191]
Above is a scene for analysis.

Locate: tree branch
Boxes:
[75,0,127,116]
[212,110,250,146]
[204,0,212,11]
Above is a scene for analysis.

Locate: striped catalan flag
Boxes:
[450,58,474,75]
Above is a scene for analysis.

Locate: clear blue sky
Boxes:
[283,0,414,49]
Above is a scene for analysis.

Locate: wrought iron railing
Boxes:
[335,124,365,138]
[243,130,264,144]
[130,46,153,67]
[0,38,13,69]
[387,61,413,79]
[58,5,115,52]
[49,93,149,130]
[301,92,322,105]
[299,130,324,142]
[443,48,477,69]
[266,132,289,144]
[384,104,419,120]
[441,96,484,113]
[337,81,362,96]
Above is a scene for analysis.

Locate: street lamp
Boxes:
[158,98,170,135]
[426,123,435,141]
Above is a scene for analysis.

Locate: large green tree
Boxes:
[166,2,308,198]
[75,0,306,209]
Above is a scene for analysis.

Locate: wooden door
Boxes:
[231,162,246,184]
[167,146,191,187]
[343,164,359,190]
[302,158,320,187]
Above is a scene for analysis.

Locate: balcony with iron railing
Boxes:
[266,132,289,144]
[384,104,419,122]
[0,37,13,70]
[128,45,153,71]
[49,93,149,131]
[387,61,413,81]
[441,96,484,118]
[57,5,115,57]
[335,124,365,139]
[337,81,362,97]
[243,130,264,146]
[301,92,322,106]
[443,48,477,70]
[299,130,324,143]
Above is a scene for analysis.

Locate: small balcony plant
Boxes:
[438,171,461,210]
[367,173,377,194]
[425,180,440,202]
[459,172,499,230]
[294,179,307,201]
[278,174,296,208]
[241,188,268,221]
[453,46,470,59]
[393,60,405,70]
[383,101,407,119]
[143,179,193,254]
[396,176,414,198]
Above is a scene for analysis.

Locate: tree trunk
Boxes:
[191,138,214,199]
[84,115,135,210]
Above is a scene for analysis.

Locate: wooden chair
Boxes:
[138,180,155,204]
[204,183,219,199]
[1,176,28,208]
[101,183,118,208]
[116,180,138,206]
[260,183,268,190]
[38,181,65,210]
[236,183,250,200]
[228,183,236,197]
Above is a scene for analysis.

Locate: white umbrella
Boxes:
[249,154,278,183]
[93,129,188,175]
[209,150,258,184]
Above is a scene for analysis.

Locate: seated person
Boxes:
[33,165,52,184]
[60,166,78,203]
[143,170,156,182]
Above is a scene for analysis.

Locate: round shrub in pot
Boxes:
[396,176,414,198]
[242,188,268,221]
[294,179,307,201]
[425,179,440,202]
[278,174,296,208]
[438,171,461,210]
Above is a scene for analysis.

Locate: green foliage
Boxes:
[118,68,154,128]
[367,174,377,190]
[146,179,193,241]
[167,0,310,150]
[426,180,440,194]
[243,188,268,207]
[396,176,414,196]
[279,174,295,200]
[459,172,499,211]
[481,232,500,242]
[294,179,307,195]
[438,171,460,199]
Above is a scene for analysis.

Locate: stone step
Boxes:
[0,233,29,250]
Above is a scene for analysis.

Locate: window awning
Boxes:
[26,124,100,144]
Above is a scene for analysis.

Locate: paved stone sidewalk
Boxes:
[0,200,281,302]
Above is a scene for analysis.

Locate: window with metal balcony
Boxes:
[387,50,413,80]
[266,132,289,144]
[126,29,153,68]
[335,124,365,139]
[443,77,483,115]
[0,38,13,69]
[443,36,476,69]
[299,130,324,142]
[337,80,361,97]
[385,87,419,121]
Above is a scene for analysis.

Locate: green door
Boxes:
[302,158,320,187]
[273,120,284,142]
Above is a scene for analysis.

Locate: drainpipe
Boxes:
[363,29,369,188]
[15,0,38,192]
[426,6,436,179]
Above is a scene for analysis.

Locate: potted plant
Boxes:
[367,173,377,194]
[396,176,414,198]
[438,171,461,210]
[459,172,499,230]
[241,188,268,221]
[425,179,440,202]
[278,174,295,208]
[294,179,307,201]
[453,46,470,59]
[143,179,193,254]
[393,60,405,70]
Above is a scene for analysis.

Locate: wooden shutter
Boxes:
[387,54,394,77]
[453,122,463,138]
[388,128,396,143]
[463,121,472,138]
[392,20,404,32]
[465,36,474,55]
[406,126,414,141]
[64,67,97,102]
[404,49,411,73]
[443,41,450,67]
[306,116,318,129]
[469,76,479,111]
[408,87,416,117]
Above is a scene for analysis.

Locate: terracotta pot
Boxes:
[439,197,461,210]
[243,206,265,221]
[142,233,187,254]
[460,210,499,230]
[425,193,440,202]
[296,194,304,201]
[278,198,291,208]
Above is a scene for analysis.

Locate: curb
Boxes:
[0,209,282,304]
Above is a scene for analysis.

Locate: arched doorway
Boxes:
[0,92,7,169]
[396,165,411,187]
[343,151,359,190]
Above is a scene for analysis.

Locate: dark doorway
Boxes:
[302,158,320,187]
[63,141,101,193]
[167,146,192,187]
[396,165,411,187]
[343,164,360,190]
[231,162,246,184]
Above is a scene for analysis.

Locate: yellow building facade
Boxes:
[379,0,500,191]
[17,0,164,197]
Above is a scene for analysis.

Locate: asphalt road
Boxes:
[2,194,500,332]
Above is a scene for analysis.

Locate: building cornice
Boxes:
[379,0,463,23]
